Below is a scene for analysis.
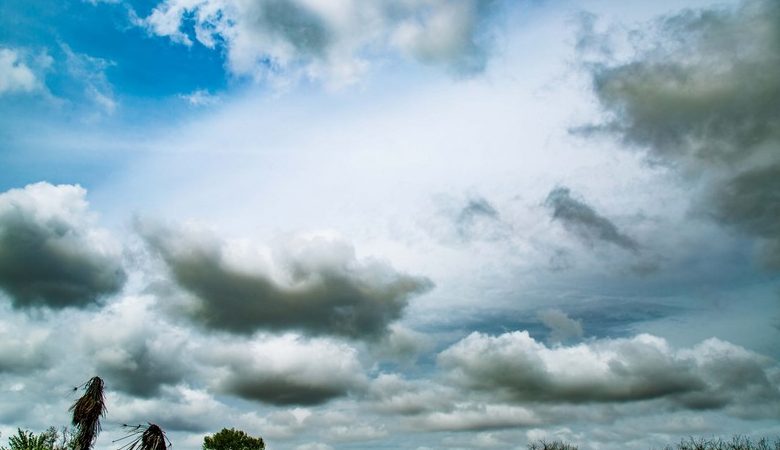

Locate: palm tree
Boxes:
[116,424,170,450]
[69,377,106,450]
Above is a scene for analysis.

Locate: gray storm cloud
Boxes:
[438,331,780,416]
[0,183,126,309]
[581,0,780,267]
[137,220,433,339]
[545,186,638,252]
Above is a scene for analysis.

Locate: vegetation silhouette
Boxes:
[69,377,106,450]
[115,424,170,450]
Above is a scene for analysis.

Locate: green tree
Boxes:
[203,429,264,450]
[1,429,51,450]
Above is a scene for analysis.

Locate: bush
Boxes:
[528,440,578,450]
[661,436,780,450]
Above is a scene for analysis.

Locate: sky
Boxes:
[0,0,779,449]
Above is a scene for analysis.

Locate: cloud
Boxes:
[439,331,780,416]
[537,309,583,344]
[0,183,126,309]
[545,187,638,252]
[579,0,780,266]
[204,334,365,406]
[0,48,40,94]
[108,385,226,432]
[413,404,540,432]
[138,0,500,85]
[0,317,50,373]
[81,295,190,397]
[368,373,457,416]
[61,44,117,114]
[454,196,503,240]
[138,220,432,338]
[179,89,220,106]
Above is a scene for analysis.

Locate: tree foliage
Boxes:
[203,428,265,450]
[1,429,52,450]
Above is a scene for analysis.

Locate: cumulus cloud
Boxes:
[138,220,432,338]
[545,187,638,252]
[580,0,780,266]
[138,0,500,84]
[0,48,40,94]
[439,331,780,416]
[203,334,365,405]
[0,183,126,309]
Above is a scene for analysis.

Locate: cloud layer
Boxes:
[0,183,126,309]
[139,220,432,338]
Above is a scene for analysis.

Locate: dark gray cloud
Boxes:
[96,341,187,397]
[709,163,780,268]
[537,309,583,344]
[254,0,332,58]
[0,183,126,309]
[454,196,504,241]
[225,377,347,406]
[545,187,639,252]
[206,335,365,406]
[580,0,780,266]
[138,220,432,339]
[438,331,780,416]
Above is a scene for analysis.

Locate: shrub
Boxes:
[528,440,578,450]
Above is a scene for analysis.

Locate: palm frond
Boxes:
[116,424,170,450]
[69,377,106,450]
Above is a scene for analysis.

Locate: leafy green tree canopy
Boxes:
[203,429,264,450]
[1,429,55,450]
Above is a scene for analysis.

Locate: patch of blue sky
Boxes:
[0,0,228,101]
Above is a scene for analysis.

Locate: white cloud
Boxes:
[202,333,367,405]
[62,44,117,114]
[179,89,220,106]
[439,331,780,415]
[0,48,39,94]
[139,0,499,86]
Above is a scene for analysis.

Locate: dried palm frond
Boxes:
[69,376,107,450]
[115,424,171,450]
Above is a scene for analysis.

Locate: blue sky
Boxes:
[1,1,779,449]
